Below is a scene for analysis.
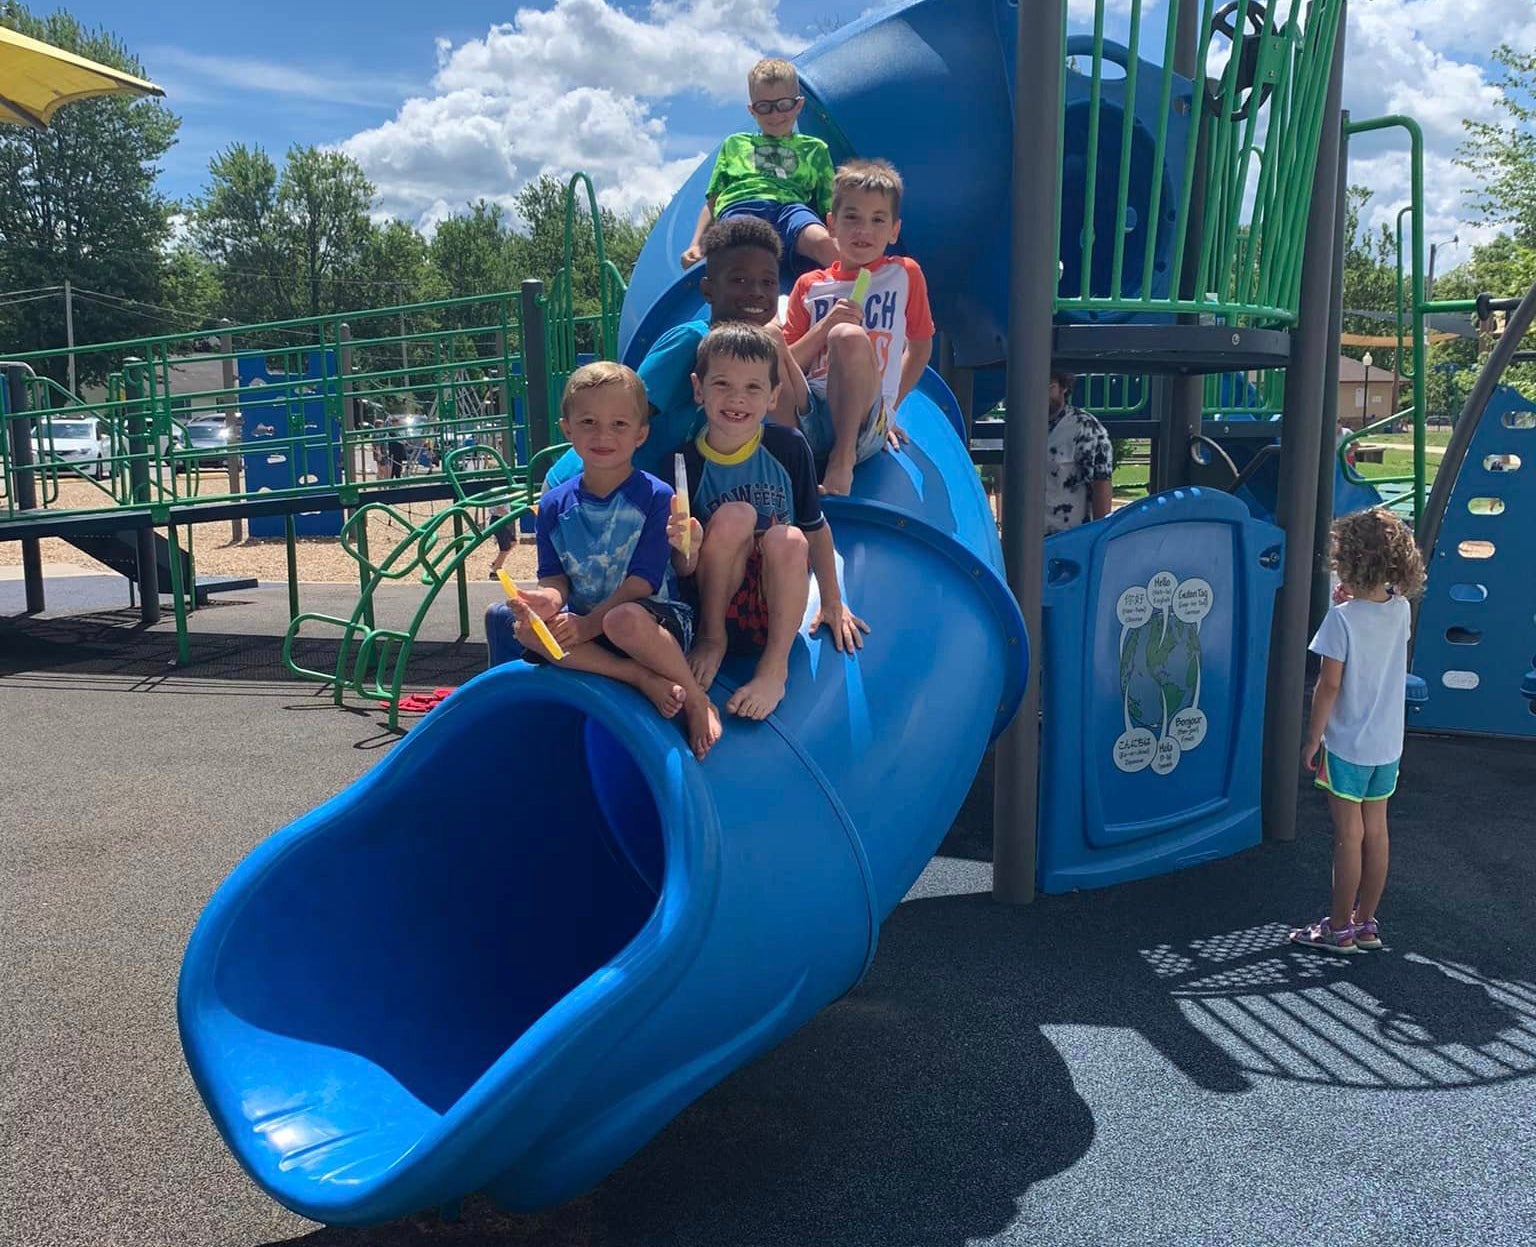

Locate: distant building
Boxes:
[1336,355,1402,430]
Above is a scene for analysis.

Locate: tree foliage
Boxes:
[1457,44,1536,246]
[0,4,179,380]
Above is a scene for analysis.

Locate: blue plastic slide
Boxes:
[179,0,1047,1220]
[179,383,1025,1221]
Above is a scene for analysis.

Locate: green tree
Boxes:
[190,144,386,325]
[279,147,374,317]
[1457,44,1536,246]
[0,5,179,382]
[160,241,221,328]
[188,143,288,324]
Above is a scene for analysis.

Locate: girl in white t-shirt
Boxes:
[1291,510,1426,955]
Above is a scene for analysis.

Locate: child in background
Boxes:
[784,159,934,496]
[509,361,722,761]
[485,502,515,580]
[674,323,867,721]
[681,58,839,272]
[1292,510,1426,954]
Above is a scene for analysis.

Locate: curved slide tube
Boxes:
[179,378,1027,1222]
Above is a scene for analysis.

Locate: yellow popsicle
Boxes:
[673,451,691,560]
[496,570,567,661]
[849,267,872,306]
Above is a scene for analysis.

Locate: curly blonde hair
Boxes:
[1329,509,1426,599]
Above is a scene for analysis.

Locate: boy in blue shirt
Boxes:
[509,361,722,760]
[542,217,806,493]
[671,324,867,721]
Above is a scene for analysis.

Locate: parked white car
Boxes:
[33,417,110,480]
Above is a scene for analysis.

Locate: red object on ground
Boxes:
[383,687,457,715]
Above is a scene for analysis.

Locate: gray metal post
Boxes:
[521,280,553,466]
[1162,0,1208,492]
[991,0,1063,904]
[64,279,77,396]
[123,357,161,625]
[220,322,243,540]
[1310,113,1350,638]
[4,365,46,613]
[1261,5,1347,842]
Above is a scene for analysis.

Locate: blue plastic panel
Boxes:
[238,352,342,538]
[1411,385,1536,739]
[1038,488,1283,892]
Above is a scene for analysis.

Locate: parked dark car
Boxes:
[176,412,235,468]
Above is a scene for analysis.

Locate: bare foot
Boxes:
[637,671,686,719]
[725,660,788,720]
[819,458,855,497]
[684,697,723,760]
[688,634,727,691]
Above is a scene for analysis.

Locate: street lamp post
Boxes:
[1361,350,1374,426]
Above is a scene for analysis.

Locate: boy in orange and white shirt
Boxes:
[783,159,935,495]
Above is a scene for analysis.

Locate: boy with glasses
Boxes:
[680,58,839,272]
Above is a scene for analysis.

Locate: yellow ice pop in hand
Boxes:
[849,267,872,307]
[673,451,691,561]
[497,570,567,661]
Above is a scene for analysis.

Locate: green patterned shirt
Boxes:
[706,131,835,215]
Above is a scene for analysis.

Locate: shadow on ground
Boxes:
[0,605,487,692]
[257,733,1536,1247]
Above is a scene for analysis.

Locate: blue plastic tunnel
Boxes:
[178,381,1026,1220]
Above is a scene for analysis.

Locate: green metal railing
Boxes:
[2,175,623,703]
[1333,114,1430,527]
[1060,0,1344,326]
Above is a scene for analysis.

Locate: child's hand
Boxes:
[885,422,909,451]
[511,584,562,619]
[1332,583,1353,605]
[680,243,703,268]
[824,298,865,329]
[548,611,596,650]
[667,509,702,558]
[811,599,871,653]
[1300,737,1323,773]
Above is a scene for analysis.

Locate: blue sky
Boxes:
[54,0,1536,250]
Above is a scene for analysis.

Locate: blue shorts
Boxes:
[484,599,695,668]
[800,390,890,466]
[719,199,824,263]
[1315,747,1400,803]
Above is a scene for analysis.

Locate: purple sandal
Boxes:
[1351,916,1382,950]
[1289,917,1360,955]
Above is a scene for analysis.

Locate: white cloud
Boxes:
[1338,0,1529,251]
[347,0,1529,261]
[342,0,805,229]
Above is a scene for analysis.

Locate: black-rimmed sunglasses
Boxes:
[750,95,803,115]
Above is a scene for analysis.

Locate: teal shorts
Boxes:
[1315,747,1400,803]
[800,390,889,466]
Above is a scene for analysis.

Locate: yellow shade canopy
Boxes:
[0,25,163,129]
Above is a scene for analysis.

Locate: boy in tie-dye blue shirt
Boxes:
[536,472,684,619]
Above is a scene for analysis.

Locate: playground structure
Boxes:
[0,175,624,716]
[0,0,1523,1224]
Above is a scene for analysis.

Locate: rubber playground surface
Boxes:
[3,583,1534,1247]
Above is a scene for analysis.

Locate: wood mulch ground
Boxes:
[0,473,540,585]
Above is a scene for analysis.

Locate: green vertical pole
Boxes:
[454,510,470,639]
[165,523,191,664]
[285,514,300,622]
[355,516,375,630]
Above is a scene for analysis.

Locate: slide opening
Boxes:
[213,697,665,1115]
